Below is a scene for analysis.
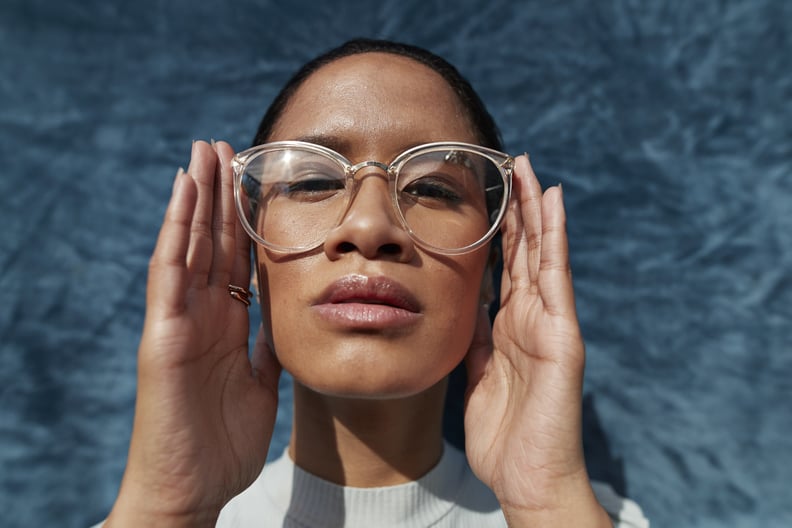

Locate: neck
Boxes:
[289,379,447,487]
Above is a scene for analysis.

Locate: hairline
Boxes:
[252,39,503,151]
[267,52,480,145]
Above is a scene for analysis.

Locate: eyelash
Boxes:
[401,177,463,204]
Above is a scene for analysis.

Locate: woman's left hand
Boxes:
[463,155,611,527]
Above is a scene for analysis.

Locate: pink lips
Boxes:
[312,274,422,329]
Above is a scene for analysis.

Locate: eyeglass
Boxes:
[231,141,513,255]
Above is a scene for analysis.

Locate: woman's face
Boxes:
[258,53,490,398]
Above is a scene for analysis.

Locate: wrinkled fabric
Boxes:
[0,1,789,527]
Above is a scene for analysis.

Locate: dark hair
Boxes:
[251,38,503,150]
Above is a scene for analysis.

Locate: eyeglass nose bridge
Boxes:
[337,159,407,240]
[347,160,390,176]
[343,160,396,199]
[342,157,400,207]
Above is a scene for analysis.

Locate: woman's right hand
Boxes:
[105,141,281,527]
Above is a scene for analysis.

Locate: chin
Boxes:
[304,378,436,400]
[273,328,469,400]
[283,350,459,401]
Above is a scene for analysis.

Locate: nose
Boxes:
[323,169,416,262]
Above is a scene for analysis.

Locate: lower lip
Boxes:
[312,303,422,329]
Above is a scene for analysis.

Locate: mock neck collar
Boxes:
[262,441,471,527]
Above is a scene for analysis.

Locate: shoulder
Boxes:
[446,449,651,528]
[442,444,649,528]
[591,481,650,528]
[216,449,293,527]
[217,446,648,528]
[432,443,506,527]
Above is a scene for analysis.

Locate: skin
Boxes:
[105,53,611,527]
[259,54,490,485]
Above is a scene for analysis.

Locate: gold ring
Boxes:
[228,284,252,307]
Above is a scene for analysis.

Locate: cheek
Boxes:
[255,248,490,397]
[256,256,309,340]
[427,260,488,355]
[258,268,313,379]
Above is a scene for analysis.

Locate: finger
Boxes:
[464,305,494,397]
[215,141,252,290]
[499,163,523,303]
[499,199,516,304]
[207,140,245,288]
[499,155,542,303]
[512,154,542,284]
[538,185,576,317]
[185,141,218,287]
[147,167,198,315]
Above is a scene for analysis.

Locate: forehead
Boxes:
[269,53,477,153]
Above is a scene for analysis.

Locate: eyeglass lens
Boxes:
[237,147,506,252]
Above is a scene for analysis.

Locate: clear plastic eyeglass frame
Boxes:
[231,140,514,255]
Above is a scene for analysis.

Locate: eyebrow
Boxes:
[292,134,434,162]
[293,134,351,153]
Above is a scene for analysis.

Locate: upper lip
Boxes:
[315,274,421,312]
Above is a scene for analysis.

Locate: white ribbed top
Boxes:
[217,442,505,527]
[215,442,650,527]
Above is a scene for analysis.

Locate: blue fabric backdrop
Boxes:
[1,1,790,527]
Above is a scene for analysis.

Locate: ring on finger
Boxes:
[228,284,252,307]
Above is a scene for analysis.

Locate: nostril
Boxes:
[379,243,402,255]
[337,241,356,253]
[332,241,402,257]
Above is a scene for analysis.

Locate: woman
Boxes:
[99,39,648,527]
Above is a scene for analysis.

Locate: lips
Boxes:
[312,274,422,328]
[317,274,420,310]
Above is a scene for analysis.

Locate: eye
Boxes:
[279,158,346,198]
[401,176,463,204]
[276,168,346,203]
[286,176,344,194]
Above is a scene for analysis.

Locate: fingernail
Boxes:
[173,167,185,191]
[210,138,217,148]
